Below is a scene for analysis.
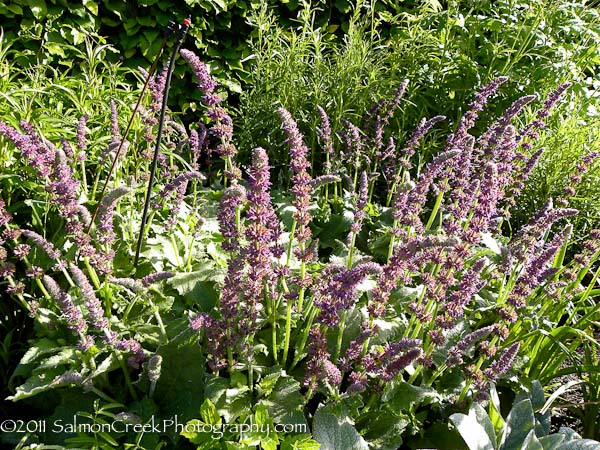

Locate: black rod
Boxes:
[134,18,190,269]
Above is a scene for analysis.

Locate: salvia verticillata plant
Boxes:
[2,46,600,450]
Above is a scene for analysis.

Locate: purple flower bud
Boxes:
[483,342,520,381]
[141,271,175,286]
[69,263,108,330]
[43,275,87,335]
[97,186,131,245]
[77,113,89,151]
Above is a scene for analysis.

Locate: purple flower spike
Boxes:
[141,271,175,286]
[217,184,247,252]
[69,263,108,330]
[77,113,89,151]
[97,186,131,245]
[43,275,87,335]
[483,342,520,381]
[317,106,334,173]
[180,49,219,95]
[278,107,313,246]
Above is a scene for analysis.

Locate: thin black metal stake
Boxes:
[87,37,169,234]
[134,18,191,269]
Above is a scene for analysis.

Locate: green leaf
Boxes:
[469,403,497,449]
[82,0,98,15]
[555,441,600,450]
[500,399,535,450]
[523,430,544,450]
[29,0,47,19]
[281,435,321,450]
[355,408,406,450]
[382,381,440,411]
[313,404,369,450]
[538,435,565,450]
[260,373,306,426]
[180,419,214,446]
[7,368,66,401]
[201,398,222,425]
[450,412,496,450]
[153,337,205,422]
[168,266,224,310]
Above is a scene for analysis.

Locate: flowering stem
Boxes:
[335,310,348,362]
[148,288,169,343]
[425,191,444,231]
[271,292,280,364]
[90,386,120,404]
[80,160,89,198]
[457,335,501,403]
[169,234,182,268]
[290,303,317,371]
[281,219,298,367]
[116,351,139,401]
[84,257,101,290]
[335,231,357,360]
[6,276,34,310]
[282,298,293,367]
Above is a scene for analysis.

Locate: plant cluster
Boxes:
[0,34,600,449]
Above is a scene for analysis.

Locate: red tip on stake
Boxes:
[183,18,191,26]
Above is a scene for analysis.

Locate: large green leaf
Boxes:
[469,403,497,449]
[152,336,205,422]
[539,435,566,450]
[500,399,535,450]
[168,265,224,310]
[313,404,369,450]
[382,380,440,411]
[450,412,496,450]
[522,430,544,450]
[259,373,306,427]
[556,441,600,450]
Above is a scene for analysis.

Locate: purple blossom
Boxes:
[147,354,163,383]
[278,108,313,246]
[447,325,496,368]
[0,197,11,227]
[116,338,146,369]
[109,277,144,293]
[217,184,247,252]
[13,243,31,259]
[141,271,175,286]
[69,263,108,329]
[394,149,461,232]
[25,266,44,279]
[483,342,520,381]
[21,230,61,262]
[397,115,446,171]
[97,186,131,245]
[43,275,87,334]
[0,121,55,178]
[77,113,89,151]
[159,171,204,199]
[315,262,382,326]
[445,258,488,318]
[189,124,207,171]
[180,49,219,95]
[309,174,341,191]
[110,100,120,144]
[508,225,572,308]
[316,106,334,173]
[350,171,368,235]
[447,76,508,150]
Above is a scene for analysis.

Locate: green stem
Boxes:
[425,191,444,231]
[282,299,293,367]
[116,351,138,401]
